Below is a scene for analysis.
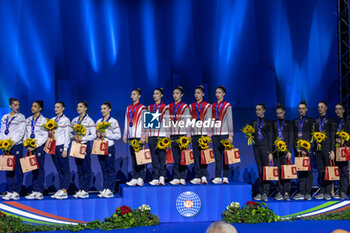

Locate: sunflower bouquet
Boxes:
[129,139,143,152]
[198,135,211,150]
[296,139,311,153]
[0,139,14,154]
[96,122,111,133]
[72,124,87,136]
[176,136,191,150]
[241,124,255,145]
[273,138,287,153]
[220,139,234,150]
[156,137,172,150]
[336,130,350,148]
[24,138,37,149]
[43,119,59,139]
[311,131,327,151]
[96,122,111,140]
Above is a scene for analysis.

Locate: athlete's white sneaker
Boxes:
[126,179,138,186]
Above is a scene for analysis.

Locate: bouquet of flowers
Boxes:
[176,136,191,150]
[72,124,87,137]
[24,138,37,149]
[96,122,111,140]
[296,139,311,153]
[336,130,350,147]
[156,137,171,150]
[198,135,211,150]
[274,138,287,153]
[220,139,234,150]
[96,122,111,133]
[241,124,255,145]
[129,139,143,152]
[43,119,59,139]
[311,131,327,151]
[0,139,14,154]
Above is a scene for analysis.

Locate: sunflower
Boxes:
[312,131,326,151]
[130,139,138,146]
[2,141,9,148]
[0,140,3,149]
[30,141,37,148]
[220,139,234,151]
[176,136,191,150]
[200,144,209,150]
[81,128,87,136]
[97,122,111,132]
[301,141,311,150]
[161,138,171,148]
[156,141,166,150]
[198,138,204,144]
[241,124,255,145]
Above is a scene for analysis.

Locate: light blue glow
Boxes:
[105,0,118,64]
[142,0,158,82]
[215,0,248,83]
[84,0,98,72]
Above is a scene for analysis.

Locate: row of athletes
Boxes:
[251,100,349,202]
[0,85,234,200]
[1,85,348,202]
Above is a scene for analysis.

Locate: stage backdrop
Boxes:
[0,0,338,193]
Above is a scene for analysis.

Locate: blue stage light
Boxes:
[84,0,98,72]
[142,0,158,82]
[214,0,248,83]
[105,0,118,65]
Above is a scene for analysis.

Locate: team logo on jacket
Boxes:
[143,111,161,129]
[176,191,201,217]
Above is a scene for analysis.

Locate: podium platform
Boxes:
[0,182,251,224]
[0,183,348,225]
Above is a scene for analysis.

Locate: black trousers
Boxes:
[294,149,313,195]
[192,135,208,178]
[212,135,229,178]
[315,147,332,195]
[336,161,349,194]
[170,135,187,180]
[253,145,270,195]
[129,138,146,180]
[273,152,291,194]
[148,136,166,179]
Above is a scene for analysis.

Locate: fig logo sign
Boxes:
[176,191,201,217]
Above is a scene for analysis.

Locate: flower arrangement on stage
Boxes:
[296,139,311,153]
[0,139,14,154]
[129,139,143,152]
[0,204,160,232]
[273,138,287,153]
[82,204,159,230]
[241,124,255,145]
[220,139,234,150]
[222,201,280,224]
[24,138,37,149]
[72,124,86,137]
[156,137,171,150]
[176,136,191,150]
[198,135,211,150]
[336,130,350,147]
[311,131,326,151]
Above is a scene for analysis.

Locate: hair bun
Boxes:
[105,100,111,104]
